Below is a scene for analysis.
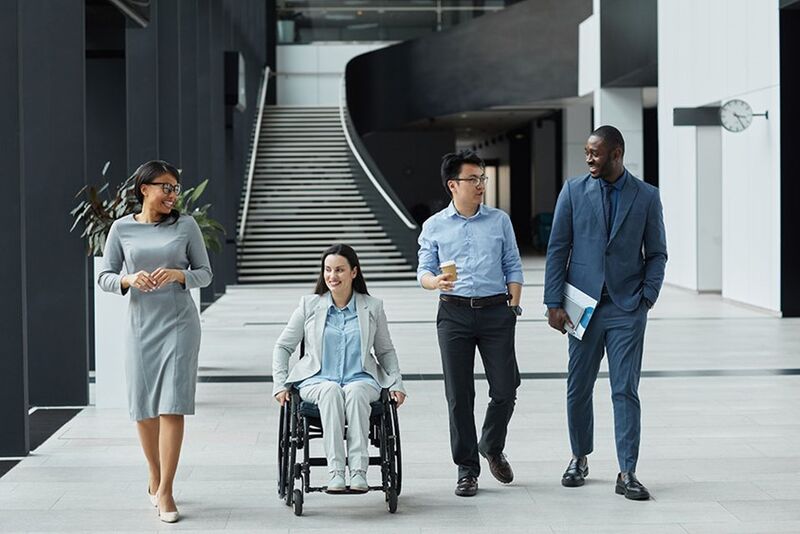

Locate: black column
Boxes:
[780,7,800,317]
[20,0,89,406]
[0,0,30,456]
[126,7,159,174]
[178,0,199,187]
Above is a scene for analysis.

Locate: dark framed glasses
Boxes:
[452,174,489,187]
[149,182,182,195]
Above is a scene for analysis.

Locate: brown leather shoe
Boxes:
[455,476,478,497]
[480,451,514,484]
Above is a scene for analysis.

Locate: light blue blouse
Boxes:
[298,293,380,392]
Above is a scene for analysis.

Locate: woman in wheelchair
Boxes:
[272,244,406,494]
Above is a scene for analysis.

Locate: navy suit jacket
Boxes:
[544,169,668,312]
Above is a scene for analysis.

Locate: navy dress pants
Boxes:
[566,295,648,473]
[437,301,520,479]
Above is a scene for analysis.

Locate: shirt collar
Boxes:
[445,201,486,219]
[601,170,627,191]
[326,292,356,312]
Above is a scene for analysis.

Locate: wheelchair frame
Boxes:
[277,387,402,516]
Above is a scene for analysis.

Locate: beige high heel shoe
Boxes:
[147,487,158,508]
[158,505,180,523]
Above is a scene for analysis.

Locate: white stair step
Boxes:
[238,257,409,268]
[239,250,402,260]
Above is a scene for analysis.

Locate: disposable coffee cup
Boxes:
[440,260,457,281]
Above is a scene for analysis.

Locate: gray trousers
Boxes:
[299,380,380,473]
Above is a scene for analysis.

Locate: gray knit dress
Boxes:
[97,214,213,421]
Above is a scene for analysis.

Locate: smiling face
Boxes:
[324,254,357,298]
[585,134,625,181]
[141,173,179,216]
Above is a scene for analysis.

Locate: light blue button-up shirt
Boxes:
[417,202,524,297]
[298,293,380,392]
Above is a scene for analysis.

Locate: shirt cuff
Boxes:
[545,302,562,309]
[504,271,524,285]
[417,270,436,286]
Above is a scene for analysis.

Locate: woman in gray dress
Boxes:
[97,160,212,523]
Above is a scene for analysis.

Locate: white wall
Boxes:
[276,43,392,106]
[658,0,781,311]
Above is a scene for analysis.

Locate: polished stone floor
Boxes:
[2,257,800,533]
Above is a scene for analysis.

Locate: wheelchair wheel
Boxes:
[285,399,300,507]
[390,401,402,496]
[293,489,303,516]
[386,487,398,514]
[277,404,290,499]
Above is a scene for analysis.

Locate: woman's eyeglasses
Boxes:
[150,182,182,195]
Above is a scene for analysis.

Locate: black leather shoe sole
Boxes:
[561,465,588,487]
[455,481,478,497]
[615,482,650,500]
[561,475,585,487]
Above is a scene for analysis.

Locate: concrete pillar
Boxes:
[593,87,644,178]
[562,102,593,180]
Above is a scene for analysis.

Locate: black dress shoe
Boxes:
[615,472,650,500]
[561,457,588,487]
[480,451,514,484]
[455,476,478,497]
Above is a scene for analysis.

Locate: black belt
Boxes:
[439,293,510,308]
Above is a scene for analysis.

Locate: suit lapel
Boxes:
[355,293,370,364]
[586,177,607,234]
[313,296,327,351]
[608,170,640,243]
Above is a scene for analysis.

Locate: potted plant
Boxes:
[71,163,225,408]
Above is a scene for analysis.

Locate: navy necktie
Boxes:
[602,184,613,237]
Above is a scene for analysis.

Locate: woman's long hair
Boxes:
[133,160,181,226]
[314,244,369,295]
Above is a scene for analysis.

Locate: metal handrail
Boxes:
[238,66,271,244]
[338,76,418,230]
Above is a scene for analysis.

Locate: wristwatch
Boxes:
[509,305,523,316]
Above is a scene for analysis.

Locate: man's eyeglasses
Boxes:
[149,182,182,195]
[452,174,489,187]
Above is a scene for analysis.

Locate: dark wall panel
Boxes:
[362,131,455,223]
[86,58,127,186]
[346,0,592,135]
[0,0,30,456]
[509,126,533,246]
[158,0,181,164]
[600,0,657,87]
[126,9,159,173]
[780,8,800,316]
[20,0,88,406]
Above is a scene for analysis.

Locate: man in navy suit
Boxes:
[544,125,667,500]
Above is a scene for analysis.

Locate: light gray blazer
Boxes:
[272,292,406,397]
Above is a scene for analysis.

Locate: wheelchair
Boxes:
[277,386,402,516]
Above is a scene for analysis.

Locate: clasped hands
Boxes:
[274,390,407,407]
[124,268,185,292]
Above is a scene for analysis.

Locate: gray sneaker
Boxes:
[326,470,346,493]
[349,469,369,493]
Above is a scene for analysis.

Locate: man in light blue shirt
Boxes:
[417,149,524,497]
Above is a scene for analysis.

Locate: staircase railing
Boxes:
[238,65,271,244]
[339,76,420,268]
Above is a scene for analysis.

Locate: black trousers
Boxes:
[436,300,520,478]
